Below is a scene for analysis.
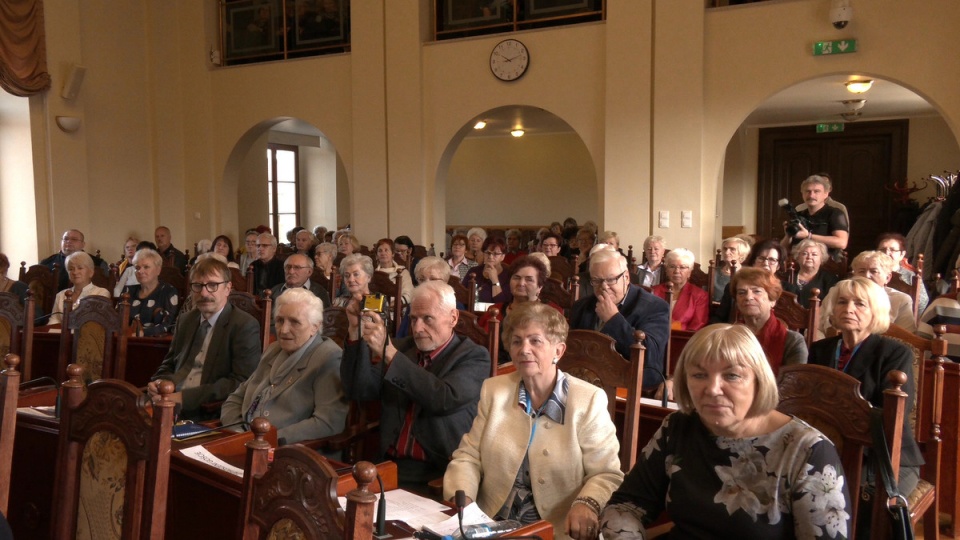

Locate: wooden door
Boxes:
[757,120,909,257]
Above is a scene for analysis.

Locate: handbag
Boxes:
[869,410,915,540]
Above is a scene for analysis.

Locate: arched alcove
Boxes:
[222,117,349,240]
[436,105,598,242]
[716,75,960,250]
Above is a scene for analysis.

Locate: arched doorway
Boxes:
[436,105,598,251]
[223,117,349,243]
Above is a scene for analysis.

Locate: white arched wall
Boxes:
[437,105,599,236]
[703,0,960,249]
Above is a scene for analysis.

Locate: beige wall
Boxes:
[23,0,960,267]
[907,116,960,202]
[0,92,38,267]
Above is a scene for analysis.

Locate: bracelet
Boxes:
[493,282,501,288]
[573,496,601,516]
[807,230,812,239]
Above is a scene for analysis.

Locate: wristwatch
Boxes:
[493,282,501,287]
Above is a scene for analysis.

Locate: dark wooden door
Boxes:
[757,120,909,257]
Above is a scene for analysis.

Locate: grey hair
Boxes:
[466,227,487,241]
[665,248,695,267]
[258,233,278,247]
[65,251,94,271]
[644,236,666,249]
[340,254,374,278]
[315,242,338,257]
[589,249,627,273]
[132,248,162,267]
[414,256,451,282]
[411,280,456,311]
[273,287,324,327]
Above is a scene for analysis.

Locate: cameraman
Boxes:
[781,174,849,260]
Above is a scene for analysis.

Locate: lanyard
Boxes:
[525,395,544,448]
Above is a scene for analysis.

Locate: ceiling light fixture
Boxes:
[510,129,524,137]
[840,111,862,122]
[473,121,487,130]
[841,99,866,111]
[845,80,873,94]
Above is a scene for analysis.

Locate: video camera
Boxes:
[779,199,811,237]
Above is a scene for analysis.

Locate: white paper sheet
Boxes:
[640,396,679,410]
[423,502,494,536]
[179,445,244,477]
[337,489,455,532]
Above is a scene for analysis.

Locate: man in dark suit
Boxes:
[252,232,285,295]
[155,226,188,274]
[147,257,261,420]
[270,253,332,306]
[40,229,109,291]
[570,250,670,389]
[341,280,490,487]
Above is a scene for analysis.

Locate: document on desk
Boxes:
[336,489,451,530]
[423,502,495,536]
[640,397,679,410]
[179,445,244,477]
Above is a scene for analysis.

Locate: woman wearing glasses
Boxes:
[877,232,928,315]
[463,237,512,304]
[711,239,795,324]
[651,249,709,331]
[447,234,478,281]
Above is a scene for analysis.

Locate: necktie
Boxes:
[188,320,211,365]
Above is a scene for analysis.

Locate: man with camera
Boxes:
[340,280,491,489]
[781,174,849,260]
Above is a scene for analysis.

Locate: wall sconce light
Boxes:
[510,129,524,137]
[845,80,873,94]
[55,116,82,133]
[473,121,487,130]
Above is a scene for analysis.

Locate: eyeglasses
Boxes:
[590,271,626,287]
[755,256,779,264]
[541,243,559,249]
[484,251,504,257]
[879,247,902,254]
[190,281,228,293]
[284,265,310,271]
[256,243,273,248]
[666,265,690,271]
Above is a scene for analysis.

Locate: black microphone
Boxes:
[374,473,391,539]
[643,365,670,408]
[37,312,61,324]
[455,490,467,540]
[172,420,248,440]
[19,376,58,390]
[778,198,802,220]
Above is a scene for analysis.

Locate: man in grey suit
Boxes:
[147,257,261,420]
[221,288,347,445]
[269,253,332,307]
[341,280,490,487]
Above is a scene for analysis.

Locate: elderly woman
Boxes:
[113,237,142,296]
[373,238,413,303]
[313,241,337,278]
[651,249,708,332]
[211,234,240,270]
[221,288,347,445]
[119,249,180,336]
[238,229,259,274]
[598,231,621,254]
[635,236,666,288]
[712,236,751,302]
[337,232,360,256]
[48,252,111,325]
[331,254,376,309]
[463,237,511,304]
[602,324,850,539]
[877,232,928,315]
[294,229,318,259]
[847,251,915,331]
[712,239,796,324]
[732,267,807,372]
[447,234,478,280]
[466,227,488,265]
[790,239,839,306]
[810,277,923,497]
[444,302,624,540]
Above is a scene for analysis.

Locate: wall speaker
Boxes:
[61,65,87,100]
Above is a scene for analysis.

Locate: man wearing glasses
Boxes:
[270,253,332,307]
[40,229,110,291]
[148,257,261,420]
[570,250,670,389]
[252,232,285,295]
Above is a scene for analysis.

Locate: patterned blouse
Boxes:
[601,412,851,540]
[122,282,180,336]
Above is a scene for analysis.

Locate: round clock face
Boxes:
[489,39,529,82]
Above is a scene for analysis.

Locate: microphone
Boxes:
[455,490,467,540]
[19,376,58,391]
[172,420,248,440]
[374,473,391,539]
[643,365,670,408]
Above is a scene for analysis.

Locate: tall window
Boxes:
[267,144,300,239]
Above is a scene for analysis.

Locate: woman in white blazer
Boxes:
[444,302,623,540]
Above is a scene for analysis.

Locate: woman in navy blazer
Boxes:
[807,277,923,495]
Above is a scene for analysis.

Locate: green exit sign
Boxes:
[813,39,857,56]
[816,123,845,133]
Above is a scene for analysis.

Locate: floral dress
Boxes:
[601,412,850,540]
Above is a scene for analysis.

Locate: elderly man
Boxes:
[252,232,285,295]
[635,235,666,287]
[221,288,347,446]
[781,174,849,260]
[148,257,261,420]
[341,280,490,487]
[155,226,188,273]
[41,229,109,291]
[570,250,670,389]
[270,253,331,306]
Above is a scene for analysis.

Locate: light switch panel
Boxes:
[659,210,669,228]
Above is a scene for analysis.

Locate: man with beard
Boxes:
[148,257,260,420]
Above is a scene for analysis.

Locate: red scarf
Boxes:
[755,315,788,374]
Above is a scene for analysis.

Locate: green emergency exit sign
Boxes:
[816,123,845,133]
[813,39,857,56]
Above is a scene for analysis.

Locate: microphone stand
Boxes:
[643,365,670,408]
[374,473,391,539]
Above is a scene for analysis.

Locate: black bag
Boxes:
[868,410,915,540]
